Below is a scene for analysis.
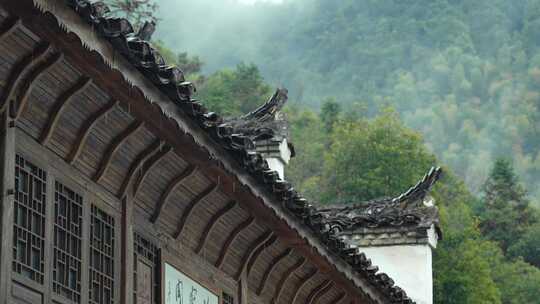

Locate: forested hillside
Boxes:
[102,0,540,302]
[156,0,540,203]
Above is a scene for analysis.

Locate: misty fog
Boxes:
[154,0,540,203]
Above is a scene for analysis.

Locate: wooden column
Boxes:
[0,107,15,304]
[121,194,134,304]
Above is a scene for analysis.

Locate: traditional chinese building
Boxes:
[0,1,442,304]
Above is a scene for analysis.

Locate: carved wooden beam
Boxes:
[117,139,162,198]
[291,269,318,304]
[306,280,333,304]
[329,292,346,304]
[150,164,198,223]
[174,182,219,239]
[235,231,275,280]
[257,248,293,296]
[0,43,50,114]
[39,76,93,145]
[214,216,255,269]
[132,145,172,197]
[196,200,237,254]
[93,120,144,182]
[244,233,277,278]
[13,52,64,120]
[271,257,307,304]
[0,18,21,42]
[66,99,118,165]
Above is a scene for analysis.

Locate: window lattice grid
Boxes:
[89,205,115,304]
[223,292,234,304]
[12,154,47,284]
[53,182,83,303]
[133,233,160,304]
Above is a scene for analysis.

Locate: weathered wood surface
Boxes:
[196,200,237,254]
[257,248,292,295]
[306,280,333,304]
[39,76,92,145]
[174,182,218,239]
[66,99,118,164]
[151,164,197,223]
[0,108,15,304]
[93,120,143,182]
[215,216,255,269]
[271,257,306,304]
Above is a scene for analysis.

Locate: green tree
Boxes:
[319,98,341,133]
[479,159,536,251]
[197,63,272,116]
[508,222,540,267]
[320,108,435,203]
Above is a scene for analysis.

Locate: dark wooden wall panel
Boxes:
[183,189,231,247]
[11,282,42,304]
[18,84,55,137]
[201,206,247,264]
[175,190,229,250]
[296,273,327,304]
[221,220,267,278]
[248,239,285,290]
[48,90,99,158]
[103,127,156,194]
[320,286,343,304]
[134,153,189,216]
[258,252,298,300]
[73,106,132,177]
[0,31,35,62]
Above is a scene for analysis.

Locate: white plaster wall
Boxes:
[360,245,433,304]
[264,139,291,180]
[279,138,292,164]
[265,158,285,179]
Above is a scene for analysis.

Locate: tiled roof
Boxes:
[59,1,434,302]
[316,167,442,241]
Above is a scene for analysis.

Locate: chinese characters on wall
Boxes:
[164,263,218,304]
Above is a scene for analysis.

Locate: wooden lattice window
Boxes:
[53,181,83,302]
[12,154,47,284]
[134,232,160,304]
[89,205,115,304]
[223,292,234,304]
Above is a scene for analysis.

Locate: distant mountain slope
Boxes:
[156,0,540,203]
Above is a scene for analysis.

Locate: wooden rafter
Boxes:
[132,145,173,197]
[93,120,144,182]
[39,76,93,145]
[244,233,277,278]
[174,182,219,239]
[117,139,162,198]
[306,280,333,304]
[271,257,307,304]
[0,43,51,114]
[329,292,346,304]
[0,18,21,42]
[291,269,318,304]
[66,99,118,165]
[214,216,255,269]
[13,52,64,120]
[235,231,275,280]
[257,248,293,296]
[150,164,198,223]
[196,200,237,254]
